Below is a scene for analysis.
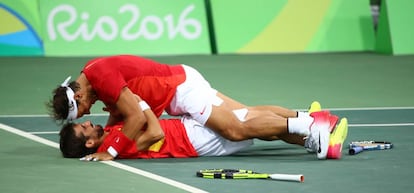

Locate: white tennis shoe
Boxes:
[304,111,332,159]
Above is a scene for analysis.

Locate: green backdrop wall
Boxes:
[375,0,414,55]
[0,0,412,56]
[211,0,375,54]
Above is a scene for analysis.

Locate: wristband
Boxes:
[139,101,150,111]
[107,146,118,157]
[107,131,134,158]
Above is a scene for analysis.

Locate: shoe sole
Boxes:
[317,127,330,159]
[327,118,349,159]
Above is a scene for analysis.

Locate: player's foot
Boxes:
[306,112,338,154]
[304,111,332,159]
[326,118,348,159]
[308,101,321,114]
[308,101,337,133]
[328,114,339,133]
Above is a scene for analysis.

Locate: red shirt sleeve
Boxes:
[97,125,137,158]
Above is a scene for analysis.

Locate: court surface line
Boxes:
[0,123,208,193]
[27,122,414,135]
[349,123,414,127]
[1,106,414,118]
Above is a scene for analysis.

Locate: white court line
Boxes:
[30,131,60,134]
[0,123,208,193]
[0,113,109,118]
[1,106,414,118]
[28,122,414,135]
[328,106,414,111]
[349,123,414,127]
[0,123,59,148]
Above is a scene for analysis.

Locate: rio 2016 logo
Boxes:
[47,4,202,42]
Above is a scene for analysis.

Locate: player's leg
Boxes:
[205,103,290,141]
[216,92,317,139]
[217,93,322,138]
[184,110,254,156]
[216,92,298,118]
[276,134,306,146]
[205,94,319,142]
[215,93,294,140]
[168,65,313,142]
[245,107,339,159]
[248,105,297,118]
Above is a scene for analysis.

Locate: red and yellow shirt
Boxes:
[97,119,198,159]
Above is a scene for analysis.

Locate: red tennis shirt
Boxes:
[97,119,198,159]
[82,55,186,117]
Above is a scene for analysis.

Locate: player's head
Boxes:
[59,120,104,158]
[47,76,95,123]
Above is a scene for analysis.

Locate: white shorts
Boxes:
[183,116,253,156]
[166,65,223,125]
[183,108,254,156]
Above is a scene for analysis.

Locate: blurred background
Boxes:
[1,0,412,57]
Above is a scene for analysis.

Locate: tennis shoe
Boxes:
[304,111,332,159]
[326,118,348,159]
[328,114,339,133]
[305,112,338,154]
[308,101,322,114]
[308,101,337,133]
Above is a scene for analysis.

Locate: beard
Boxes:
[96,124,104,138]
[87,89,98,104]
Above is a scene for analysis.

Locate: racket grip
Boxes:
[349,146,364,155]
[269,174,304,182]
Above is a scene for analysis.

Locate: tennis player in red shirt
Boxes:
[48,55,343,160]
[59,96,348,161]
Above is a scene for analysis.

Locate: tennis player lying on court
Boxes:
[59,99,348,161]
[49,55,340,160]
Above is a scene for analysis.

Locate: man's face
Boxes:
[76,98,92,118]
[73,120,104,148]
[75,87,98,118]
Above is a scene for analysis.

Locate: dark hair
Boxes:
[59,122,97,158]
[46,81,80,124]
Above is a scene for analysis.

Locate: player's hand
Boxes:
[80,152,114,162]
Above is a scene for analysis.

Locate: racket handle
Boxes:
[349,146,364,155]
[268,174,304,182]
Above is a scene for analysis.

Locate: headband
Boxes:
[61,76,78,121]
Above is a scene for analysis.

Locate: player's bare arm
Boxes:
[82,96,164,161]
[134,99,165,151]
[115,87,147,140]
[103,103,123,126]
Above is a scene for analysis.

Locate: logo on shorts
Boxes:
[200,106,207,115]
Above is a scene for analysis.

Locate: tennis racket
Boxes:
[196,169,304,182]
[349,141,393,155]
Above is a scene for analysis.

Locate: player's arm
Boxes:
[80,99,164,161]
[99,87,147,158]
[102,103,123,126]
[112,88,164,153]
[116,87,146,139]
[134,99,165,151]
[106,111,122,126]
